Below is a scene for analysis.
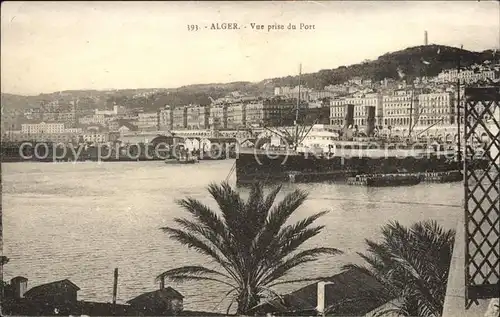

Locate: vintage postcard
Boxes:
[1,1,499,316]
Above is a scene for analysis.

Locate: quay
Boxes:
[346,174,422,187]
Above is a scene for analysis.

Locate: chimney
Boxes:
[344,104,354,130]
[316,281,333,316]
[11,276,28,299]
[365,106,376,136]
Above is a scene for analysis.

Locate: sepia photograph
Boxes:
[1,1,499,316]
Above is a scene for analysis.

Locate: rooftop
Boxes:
[24,279,80,298]
[127,286,184,305]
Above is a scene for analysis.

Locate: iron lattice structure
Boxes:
[463,86,500,308]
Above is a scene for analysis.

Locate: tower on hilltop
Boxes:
[424,30,428,46]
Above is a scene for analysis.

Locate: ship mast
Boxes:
[408,85,414,138]
[294,63,302,151]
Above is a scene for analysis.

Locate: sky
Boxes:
[1,1,499,95]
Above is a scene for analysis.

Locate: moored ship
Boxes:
[234,64,489,186]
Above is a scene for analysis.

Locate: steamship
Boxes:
[235,104,463,185]
[234,64,473,185]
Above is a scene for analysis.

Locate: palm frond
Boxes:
[262,185,282,212]
[155,265,233,283]
[212,288,239,312]
[266,189,309,232]
[161,274,237,289]
[207,182,245,228]
[175,197,226,234]
[257,225,326,278]
[259,247,342,286]
[161,227,228,265]
[267,276,336,288]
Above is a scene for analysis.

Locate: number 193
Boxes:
[187,25,199,31]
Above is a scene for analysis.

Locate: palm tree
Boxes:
[157,182,342,315]
[344,220,455,317]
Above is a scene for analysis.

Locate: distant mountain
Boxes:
[1,45,498,113]
[264,45,500,89]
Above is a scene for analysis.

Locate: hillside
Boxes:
[265,45,499,89]
[1,45,498,113]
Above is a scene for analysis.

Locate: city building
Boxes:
[330,94,382,127]
[56,112,77,126]
[78,114,110,126]
[245,102,264,127]
[209,105,227,129]
[137,112,159,131]
[82,132,108,144]
[94,105,126,116]
[227,103,246,129]
[382,89,417,128]
[21,122,65,134]
[186,105,209,130]
[172,106,187,129]
[159,106,174,131]
[118,122,138,137]
[416,92,454,127]
[437,68,496,84]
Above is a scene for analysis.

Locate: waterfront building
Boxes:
[382,89,417,128]
[172,106,187,129]
[227,103,246,129]
[186,105,209,130]
[330,94,382,127]
[209,104,227,129]
[159,106,174,131]
[245,102,264,127]
[329,103,345,127]
[4,132,79,143]
[262,98,301,127]
[416,92,454,126]
[137,112,159,131]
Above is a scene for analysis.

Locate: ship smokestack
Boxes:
[365,106,376,136]
[344,104,354,129]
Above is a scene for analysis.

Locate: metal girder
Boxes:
[463,86,500,308]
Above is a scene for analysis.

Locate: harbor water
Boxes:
[2,160,463,312]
